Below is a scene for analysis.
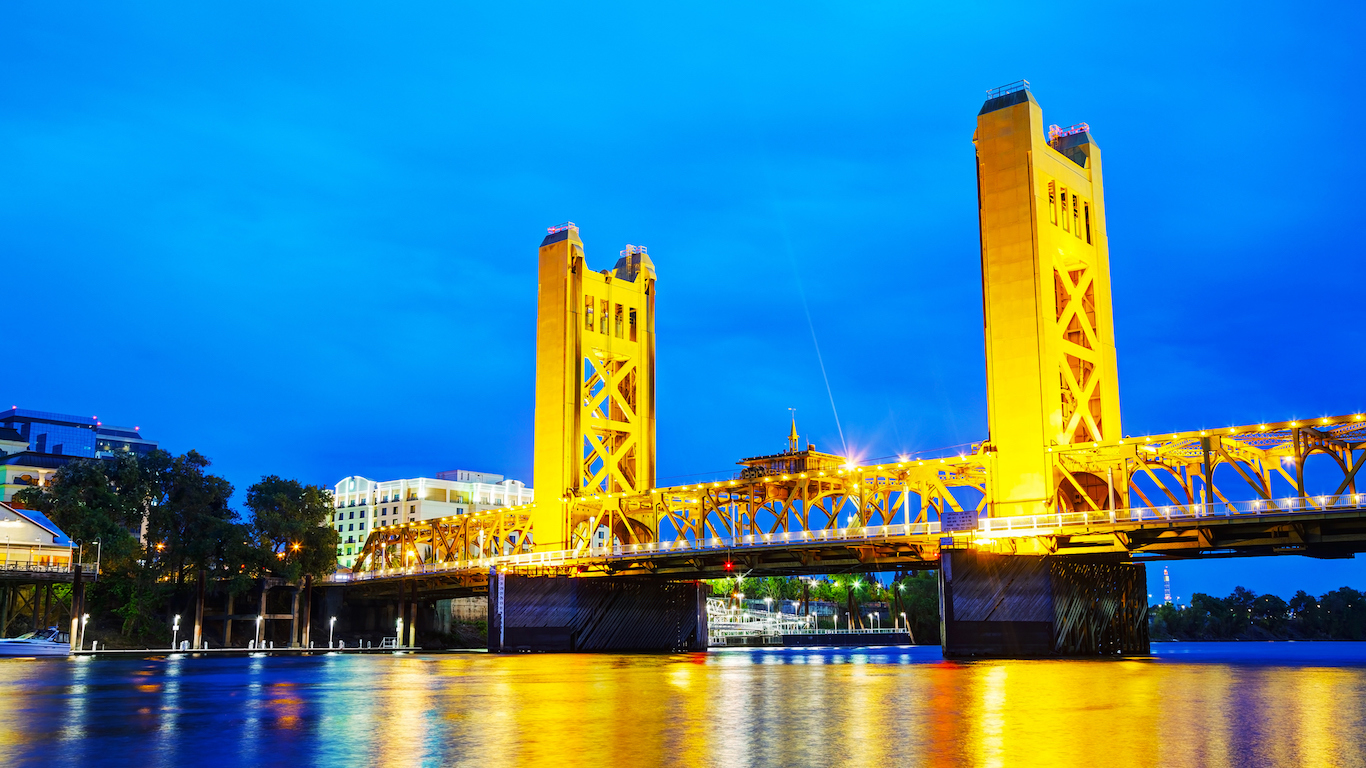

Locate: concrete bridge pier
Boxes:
[938,550,1149,658]
[489,573,707,653]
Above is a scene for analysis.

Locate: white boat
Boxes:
[0,627,72,657]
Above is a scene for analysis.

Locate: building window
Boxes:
[1084,202,1092,244]
[360,509,366,518]
[359,522,365,530]
[382,507,387,515]
[1047,181,1057,225]
[337,525,343,533]
[348,523,354,531]
[1059,189,1069,232]
[410,505,415,514]
[614,304,623,338]
[600,300,609,334]
[349,510,355,519]
[629,308,637,342]
[585,295,595,330]
[1073,195,1081,237]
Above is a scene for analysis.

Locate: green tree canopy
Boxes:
[246,475,338,581]
[13,455,143,559]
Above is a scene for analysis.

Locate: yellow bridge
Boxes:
[338,80,1365,656]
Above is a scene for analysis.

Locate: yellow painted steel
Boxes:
[529,224,657,551]
[975,82,1123,516]
[342,82,1363,582]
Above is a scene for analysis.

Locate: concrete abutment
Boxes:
[488,574,707,652]
[938,550,1149,658]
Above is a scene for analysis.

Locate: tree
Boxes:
[142,450,237,586]
[246,476,339,581]
[14,456,142,559]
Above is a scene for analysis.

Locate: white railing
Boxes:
[0,561,99,575]
[329,494,1366,582]
[328,521,943,582]
[975,494,1366,536]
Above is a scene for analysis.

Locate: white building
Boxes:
[331,470,533,569]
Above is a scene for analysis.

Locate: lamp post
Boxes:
[172,614,181,650]
[329,617,337,649]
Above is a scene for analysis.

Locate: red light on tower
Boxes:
[723,561,733,571]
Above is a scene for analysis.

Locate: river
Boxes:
[1,643,1364,767]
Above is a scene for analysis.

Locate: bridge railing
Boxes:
[975,493,1366,536]
[326,521,947,581]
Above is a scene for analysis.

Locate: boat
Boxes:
[0,627,72,657]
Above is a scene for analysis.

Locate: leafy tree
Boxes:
[13,456,142,559]
[246,476,339,581]
[143,450,237,586]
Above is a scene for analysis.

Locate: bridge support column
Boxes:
[939,550,1149,658]
[489,574,706,653]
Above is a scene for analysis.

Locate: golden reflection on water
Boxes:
[0,650,1365,767]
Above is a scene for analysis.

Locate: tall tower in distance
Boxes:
[1163,566,1172,604]
[975,80,1123,516]
[531,223,657,551]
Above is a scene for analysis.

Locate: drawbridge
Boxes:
[343,80,1366,656]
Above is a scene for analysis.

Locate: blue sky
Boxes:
[3,2,1363,598]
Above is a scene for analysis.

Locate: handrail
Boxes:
[325,493,1366,582]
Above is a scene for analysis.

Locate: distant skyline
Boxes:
[4,2,1363,598]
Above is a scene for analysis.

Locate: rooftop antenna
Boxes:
[787,408,799,454]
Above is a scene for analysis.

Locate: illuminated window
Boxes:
[1084,203,1092,244]
[1047,181,1057,225]
[614,304,623,338]
[585,295,595,330]
[629,308,637,342]
[1060,189,1069,232]
[600,300,609,334]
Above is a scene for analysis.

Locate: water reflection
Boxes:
[0,644,1363,767]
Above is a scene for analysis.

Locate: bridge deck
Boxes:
[327,494,1366,584]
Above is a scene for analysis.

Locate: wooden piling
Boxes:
[289,587,301,648]
[68,565,84,651]
[224,592,234,647]
[300,575,313,648]
[193,568,205,649]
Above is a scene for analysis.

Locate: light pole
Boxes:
[329,617,337,649]
[764,597,772,614]
[172,614,181,650]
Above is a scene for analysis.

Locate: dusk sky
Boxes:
[4,2,1362,599]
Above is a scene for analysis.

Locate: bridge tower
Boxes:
[975,80,1124,517]
[530,223,658,551]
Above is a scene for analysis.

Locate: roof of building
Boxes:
[0,502,74,547]
[0,452,73,468]
[0,426,24,443]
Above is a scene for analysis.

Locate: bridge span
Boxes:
[332,80,1364,657]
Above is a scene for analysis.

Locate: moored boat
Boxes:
[0,627,72,657]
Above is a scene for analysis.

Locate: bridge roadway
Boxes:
[329,491,1366,596]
